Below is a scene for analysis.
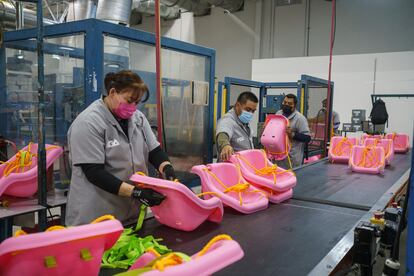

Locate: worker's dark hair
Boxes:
[236,91,258,105]
[104,70,149,102]
[285,94,298,106]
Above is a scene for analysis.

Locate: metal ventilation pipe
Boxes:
[0,1,55,30]
[132,0,210,17]
[66,0,132,63]
[96,0,132,25]
[202,0,244,13]
[132,0,180,20]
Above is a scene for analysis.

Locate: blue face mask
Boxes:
[239,110,253,124]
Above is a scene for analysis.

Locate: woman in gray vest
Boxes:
[66,70,176,226]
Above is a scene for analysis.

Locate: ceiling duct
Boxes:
[202,0,244,13]
[0,1,55,30]
[132,0,180,20]
[67,0,132,65]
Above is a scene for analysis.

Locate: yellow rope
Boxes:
[331,137,354,157]
[90,214,115,224]
[146,248,162,258]
[152,253,184,271]
[45,225,66,232]
[236,150,294,185]
[201,167,266,206]
[196,234,233,258]
[14,229,27,237]
[0,144,60,177]
[350,146,384,168]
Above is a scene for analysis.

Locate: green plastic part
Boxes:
[80,248,93,261]
[101,228,171,269]
[44,256,57,268]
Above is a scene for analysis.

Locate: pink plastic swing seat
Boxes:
[349,146,385,174]
[129,174,223,232]
[0,219,123,276]
[261,114,290,161]
[364,138,394,165]
[191,163,269,214]
[0,143,63,197]
[328,136,358,163]
[360,134,383,145]
[229,150,296,203]
[385,133,410,153]
[127,238,244,276]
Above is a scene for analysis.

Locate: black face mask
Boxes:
[282,104,293,115]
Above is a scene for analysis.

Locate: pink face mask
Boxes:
[112,94,137,119]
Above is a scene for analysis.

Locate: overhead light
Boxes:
[16,54,24,59]
[52,54,61,60]
[107,64,120,68]
[59,46,74,51]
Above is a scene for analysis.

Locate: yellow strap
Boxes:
[14,229,27,237]
[152,253,184,271]
[146,248,162,258]
[331,137,353,157]
[236,150,294,185]
[351,146,384,168]
[90,214,115,224]
[45,225,66,232]
[0,143,59,177]
[202,168,266,206]
[196,234,233,258]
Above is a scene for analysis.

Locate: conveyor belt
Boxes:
[100,152,411,276]
[293,152,411,210]
[101,200,365,276]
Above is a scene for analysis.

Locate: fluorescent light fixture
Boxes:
[52,54,61,60]
[59,46,75,51]
[107,64,120,68]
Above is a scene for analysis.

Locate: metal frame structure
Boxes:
[1,18,216,161]
[217,75,334,157]
[371,93,414,105]
[0,18,216,238]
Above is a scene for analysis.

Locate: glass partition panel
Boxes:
[1,34,85,188]
[104,35,211,180]
[306,83,329,154]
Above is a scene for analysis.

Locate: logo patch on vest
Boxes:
[107,139,120,148]
[236,137,245,143]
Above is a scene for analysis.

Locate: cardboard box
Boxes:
[343,123,354,132]
[352,109,366,120]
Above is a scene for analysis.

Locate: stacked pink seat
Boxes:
[192,163,269,214]
[229,150,296,203]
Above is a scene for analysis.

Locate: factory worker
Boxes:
[276,94,311,168]
[66,70,176,226]
[216,91,258,161]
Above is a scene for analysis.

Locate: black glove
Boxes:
[163,164,176,181]
[131,187,165,206]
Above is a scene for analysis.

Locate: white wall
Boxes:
[252,51,414,143]
[131,1,257,81]
[260,0,414,58]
